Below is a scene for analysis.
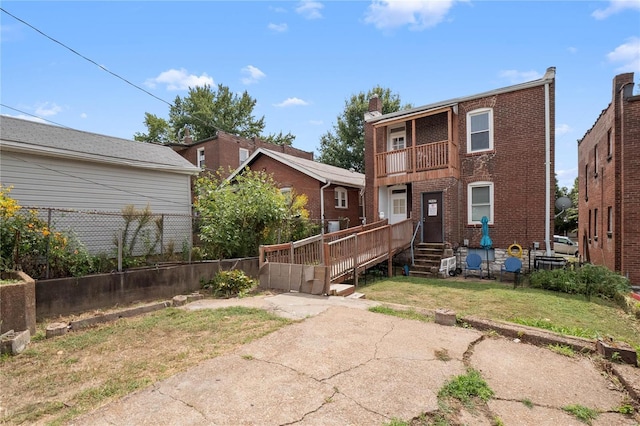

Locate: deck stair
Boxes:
[410,243,445,277]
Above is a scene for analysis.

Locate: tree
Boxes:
[317,86,411,173]
[135,84,294,145]
[194,169,311,258]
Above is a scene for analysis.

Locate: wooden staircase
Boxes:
[410,243,446,277]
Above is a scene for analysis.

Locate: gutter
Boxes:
[544,74,552,256]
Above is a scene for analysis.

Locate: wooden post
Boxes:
[354,235,359,287]
[290,241,294,264]
[387,225,393,277]
[259,245,265,269]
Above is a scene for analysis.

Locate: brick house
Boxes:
[578,72,640,285]
[364,67,556,268]
[170,130,313,177]
[228,148,365,230]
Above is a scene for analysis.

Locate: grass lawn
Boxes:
[359,276,640,349]
[0,306,291,425]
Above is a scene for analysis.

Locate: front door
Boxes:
[422,192,443,243]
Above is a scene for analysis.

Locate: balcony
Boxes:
[375,140,458,184]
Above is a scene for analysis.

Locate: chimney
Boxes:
[182,127,193,144]
[369,94,382,113]
[613,73,634,99]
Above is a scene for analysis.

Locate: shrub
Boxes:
[202,269,256,298]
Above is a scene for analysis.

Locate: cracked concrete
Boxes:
[70,293,640,425]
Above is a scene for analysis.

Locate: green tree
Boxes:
[194,169,311,258]
[135,84,294,145]
[317,86,411,173]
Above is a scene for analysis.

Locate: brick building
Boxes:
[170,130,313,177]
[228,148,365,230]
[578,72,640,285]
[364,67,556,264]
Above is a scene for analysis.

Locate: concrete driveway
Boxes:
[71,294,639,425]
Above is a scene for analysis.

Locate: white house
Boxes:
[0,116,200,254]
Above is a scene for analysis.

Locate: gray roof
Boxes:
[0,116,200,174]
[229,148,365,188]
[367,67,556,124]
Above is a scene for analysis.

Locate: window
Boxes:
[467,182,494,225]
[607,206,612,237]
[594,208,598,240]
[607,129,612,160]
[588,209,592,239]
[197,148,205,169]
[584,164,588,201]
[594,145,598,177]
[335,187,348,209]
[392,198,406,215]
[388,126,406,151]
[239,148,249,164]
[467,108,493,153]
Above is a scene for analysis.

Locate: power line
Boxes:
[0,104,73,128]
[0,7,173,108]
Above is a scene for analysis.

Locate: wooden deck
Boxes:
[259,219,414,287]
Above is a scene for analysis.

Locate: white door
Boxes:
[387,127,406,174]
[388,186,407,224]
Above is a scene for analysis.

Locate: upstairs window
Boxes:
[197,148,205,169]
[239,148,249,164]
[594,144,599,178]
[388,126,406,151]
[607,206,612,237]
[467,108,493,153]
[607,129,612,160]
[467,181,494,225]
[335,187,348,209]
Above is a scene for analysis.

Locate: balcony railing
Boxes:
[375,140,449,178]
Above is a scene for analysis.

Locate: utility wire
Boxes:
[0,104,73,128]
[0,7,173,108]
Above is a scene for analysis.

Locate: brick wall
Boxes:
[249,155,362,226]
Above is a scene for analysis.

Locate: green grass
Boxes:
[562,404,599,425]
[547,344,576,357]
[359,276,640,348]
[438,369,494,406]
[368,305,432,322]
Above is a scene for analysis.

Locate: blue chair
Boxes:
[464,253,484,279]
[500,257,522,287]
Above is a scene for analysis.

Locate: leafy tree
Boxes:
[317,86,411,173]
[135,84,294,145]
[194,169,311,258]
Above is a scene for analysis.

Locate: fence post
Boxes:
[117,230,123,272]
[290,241,294,264]
[45,208,52,279]
[354,234,359,287]
[388,225,393,277]
[160,214,164,257]
[259,245,265,270]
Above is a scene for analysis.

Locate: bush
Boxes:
[202,269,256,298]
[529,264,630,305]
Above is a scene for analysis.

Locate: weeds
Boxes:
[547,344,575,357]
[438,369,494,406]
[521,398,534,408]
[368,305,431,322]
[562,404,599,425]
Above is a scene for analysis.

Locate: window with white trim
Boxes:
[467,182,494,224]
[239,148,249,164]
[335,187,348,209]
[197,148,205,169]
[388,126,406,151]
[467,108,493,153]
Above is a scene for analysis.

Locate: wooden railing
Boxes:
[259,219,389,268]
[259,218,414,285]
[375,140,449,178]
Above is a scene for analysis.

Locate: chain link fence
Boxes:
[2,206,196,280]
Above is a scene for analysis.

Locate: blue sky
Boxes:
[1,1,639,190]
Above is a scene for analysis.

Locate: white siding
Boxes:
[1,151,194,255]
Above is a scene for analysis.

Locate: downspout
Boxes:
[360,187,366,224]
[544,79,552,256]
[320,180,331,263]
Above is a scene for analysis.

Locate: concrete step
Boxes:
[330,283,355,297]
[346,292,366,299]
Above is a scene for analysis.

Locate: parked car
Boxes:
[553,235,579,256]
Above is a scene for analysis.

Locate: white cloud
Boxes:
[606,37,640,72]
[364,0,457,31]
[35,102,62,117]
[269,6,287,13]
[556,124,572,136]
[80,113,88,119]
[592,0,640,19]
[145,68,214,91]
[498,69,543,84]
[268,23,288,32]
[274,97,309,107]
[296,0,324,19]
[309,120,323,125]
[241,65,266,85]
[567,46,577,54]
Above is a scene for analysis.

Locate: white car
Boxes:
[553,235,579,256]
